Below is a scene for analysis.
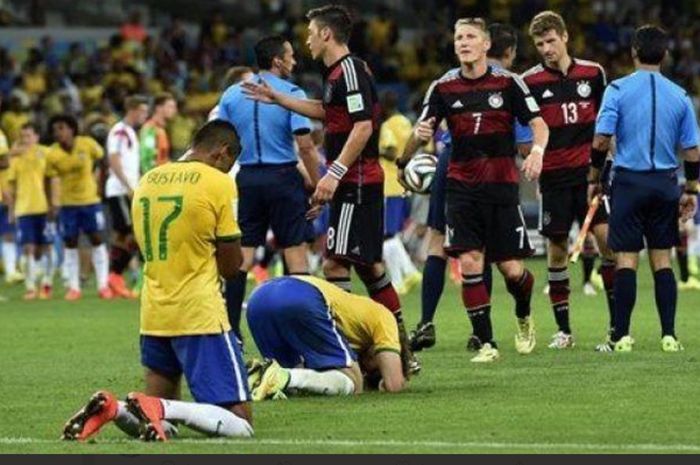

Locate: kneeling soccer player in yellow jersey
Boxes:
[247,275,407,400]
[62,120,253,442]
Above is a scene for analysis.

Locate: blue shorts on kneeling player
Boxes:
[59,204,105,240]
[246,277,356,370]
[17,214,52,246]
[140,331,251,405]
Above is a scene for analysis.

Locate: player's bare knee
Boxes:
[547,237,568,267]
[322,258,350,278]
[283,244,309,274]
[240,247,255,272]
[427,230,446,258]
[649,249,672,271]
[497,260,524,281]
[87,233,104,247]
[459,251,483,274]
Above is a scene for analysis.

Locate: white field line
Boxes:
[1,437,700,451]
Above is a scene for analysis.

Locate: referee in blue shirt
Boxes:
[590,25,700,352]
[217,35,321,339]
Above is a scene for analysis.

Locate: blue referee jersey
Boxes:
[595,70,699,171]
[217,71,312,166]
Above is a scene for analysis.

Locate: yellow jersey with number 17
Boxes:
[133,161,241,337]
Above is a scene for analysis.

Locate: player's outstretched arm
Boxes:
[241,79,325,120]
[375,351,406,393]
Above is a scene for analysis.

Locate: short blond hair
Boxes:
[529,11,567,37]
[455,18,490,38]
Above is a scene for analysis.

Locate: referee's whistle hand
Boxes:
[680,193,698,222]
[312,174,339,205]
[521,151,543,181]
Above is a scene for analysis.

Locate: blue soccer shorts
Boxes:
[384,196,410,237]
[58,203,105,241]
[16,214,52,246]
[246,277,356,370]
[140,331,251,406]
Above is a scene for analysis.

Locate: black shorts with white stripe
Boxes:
[106,195,133,235]
[326,183,383,266]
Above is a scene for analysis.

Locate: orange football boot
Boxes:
[62,391,118,441]
[64,289,82,301]
[108,272,137,299]
[98,287,114,299]
[126,392,167,441]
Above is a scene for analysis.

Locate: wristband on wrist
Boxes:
[590,147,607,169]
[328,160,348,180]
[684,160,699,183]
[531,145,544,156]
[396,157,409,169]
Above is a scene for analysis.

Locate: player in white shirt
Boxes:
[105,95,149,298]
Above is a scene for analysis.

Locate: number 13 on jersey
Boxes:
[138,196,183,261]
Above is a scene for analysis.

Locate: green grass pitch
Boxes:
[1,258,699,454]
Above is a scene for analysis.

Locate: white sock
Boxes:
[162,399,253,437]
[114,400,179,438]
[383,239,404,288]
[64,248,80,291]
[114,401,142,437]
[392,236,419,277]
[25,255,37,291]
[2,241,17,275]
[41,251,55,286]
[288,368,355,396]
[91,244,109,289]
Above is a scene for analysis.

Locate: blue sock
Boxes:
[612,268,636,341]
[224,271,247,339]
[654,268,677,337]
[420,256,446,324]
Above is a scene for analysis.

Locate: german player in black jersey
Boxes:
[399,18,549,362]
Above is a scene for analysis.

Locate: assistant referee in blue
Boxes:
[589,25,700,352]
[217,35,321,339]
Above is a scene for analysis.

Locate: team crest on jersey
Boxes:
[488,92,504,109]
[577,80,592,98]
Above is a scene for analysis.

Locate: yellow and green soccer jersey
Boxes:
[46,136,104,207]
[293,275,401,355]
[133,161,241,337]
[7,145,50,217]
[379,113,413,198]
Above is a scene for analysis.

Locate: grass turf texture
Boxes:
[1,257,699,454]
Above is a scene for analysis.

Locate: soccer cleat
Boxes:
[108,272,138,299]
[251,264,269,284]
[661,335,684,352]
[409,322,436,352]
[98,287,114,299]
[514,316,536,354]
[246,358,271,391]
[5,271,25,284]
[64,289,82,301]
[614,335,634,352]
[252,360,290,401]
[394,282,409,296]
[590,268,604,290]
[466,334,482,352]
[125,392,167,441]
[470,342,500,363]
[62,391,118,441]
[678,276,700,291]
[39,285,52,300]
[582,282,597,296]
[542,284,550,295]
[23,289,38,300]
[547,331,575,349]
[595,341,614,352]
